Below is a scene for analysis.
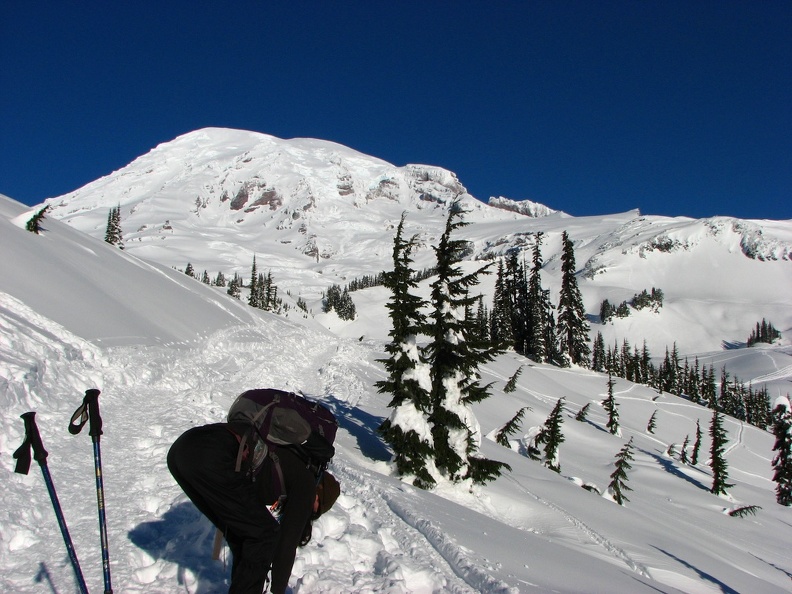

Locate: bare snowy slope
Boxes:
[0,194,266,346]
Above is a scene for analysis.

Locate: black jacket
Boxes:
[258,445,317,594]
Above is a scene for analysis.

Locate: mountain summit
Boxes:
[44,128,527,279]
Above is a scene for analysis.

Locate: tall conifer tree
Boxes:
[602,373,621,436]
[377,214,435,488]
[424,203,508,484]
[771,396,792,506]
[556,231,590,367]
[709,410,733,496]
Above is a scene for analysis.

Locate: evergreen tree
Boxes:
[646,410,657,434]
[591,332,606,372]
[575,402,591,422]
[608,437,635,505]
[556,231,590,367]
[680,434,690,464]
[691,419,703,465]
[503,366,523,393]
[201,270,211,284]
[526,233,554,362]
[226,275,241,299]
[424,203,509,484]
[26,205,50,234]
[702,364,718,410]
[377,214,435,488]
[709,410,733,496]
[248,256,260,308]
[490,259,515,347]
[184,262,195,278]
[495,407,530,447]
[213,271,227,287]
[104,205,124,248]
[602,373,620,436]
[541,398,566,472]
[599,299,614,324]
[771,396,792,506]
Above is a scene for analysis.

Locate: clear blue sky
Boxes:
[2,1,790,219]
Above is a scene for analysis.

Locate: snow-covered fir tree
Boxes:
[709,410,733,496]
[602,373,620,436]
[226,274,241,299]
[490,259,515,347]
[608,437,635,505]
[503,366,523,393]
[771,396,792,506]
[25,205,49,234]
[526,232,556,363]
[184,262,195,278]
[679,434,690,464]
[540,398,566,473]
[646,410,657,434]
[591,331,606,372]
[556,231,590,367]
[248,255,260,308]
[691,419,703,465]
[104,205,124,248]
[575,402,591,422]
[495,406,529,447]
[424,203,508,485]
[377,214,435,489]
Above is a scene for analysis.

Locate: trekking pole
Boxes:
[70,389,113,594]
[13,412,90,594]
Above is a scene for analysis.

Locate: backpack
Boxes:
[227,388,338,481]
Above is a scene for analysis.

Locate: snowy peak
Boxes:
[488,195,561,218]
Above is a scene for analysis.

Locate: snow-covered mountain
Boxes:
[3,128,792,593]
[4,189,792,593]
[41,128,792,360]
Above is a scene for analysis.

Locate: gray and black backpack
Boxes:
[227,388,338,483]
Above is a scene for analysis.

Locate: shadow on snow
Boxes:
[128,501,229,594]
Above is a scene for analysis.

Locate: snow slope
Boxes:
[3,192,792,593]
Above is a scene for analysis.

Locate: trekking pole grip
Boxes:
[85,388,103,439]
[69,388,103,438]
[13,412,48,475]
[22,412,49,462]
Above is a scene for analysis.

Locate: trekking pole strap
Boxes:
[69,388,103,438]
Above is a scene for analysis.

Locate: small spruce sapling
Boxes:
[503,366,523,393]
[691,420,703,465]
[541,398,566,473]
[679,434,690,464]
[608,437,635,505]
[496,406,530,447]
[575,402,591,422]
[646,410,657,434]
[25,206,50,234]
[728,505,762,518]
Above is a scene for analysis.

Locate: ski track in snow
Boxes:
[502,475,651,580]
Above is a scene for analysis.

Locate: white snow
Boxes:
[2,131,792,594]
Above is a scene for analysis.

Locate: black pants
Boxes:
[167,424,279,594]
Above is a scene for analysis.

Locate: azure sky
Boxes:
[1,1,790,220]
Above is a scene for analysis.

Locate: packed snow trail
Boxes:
[70,322,491,593]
